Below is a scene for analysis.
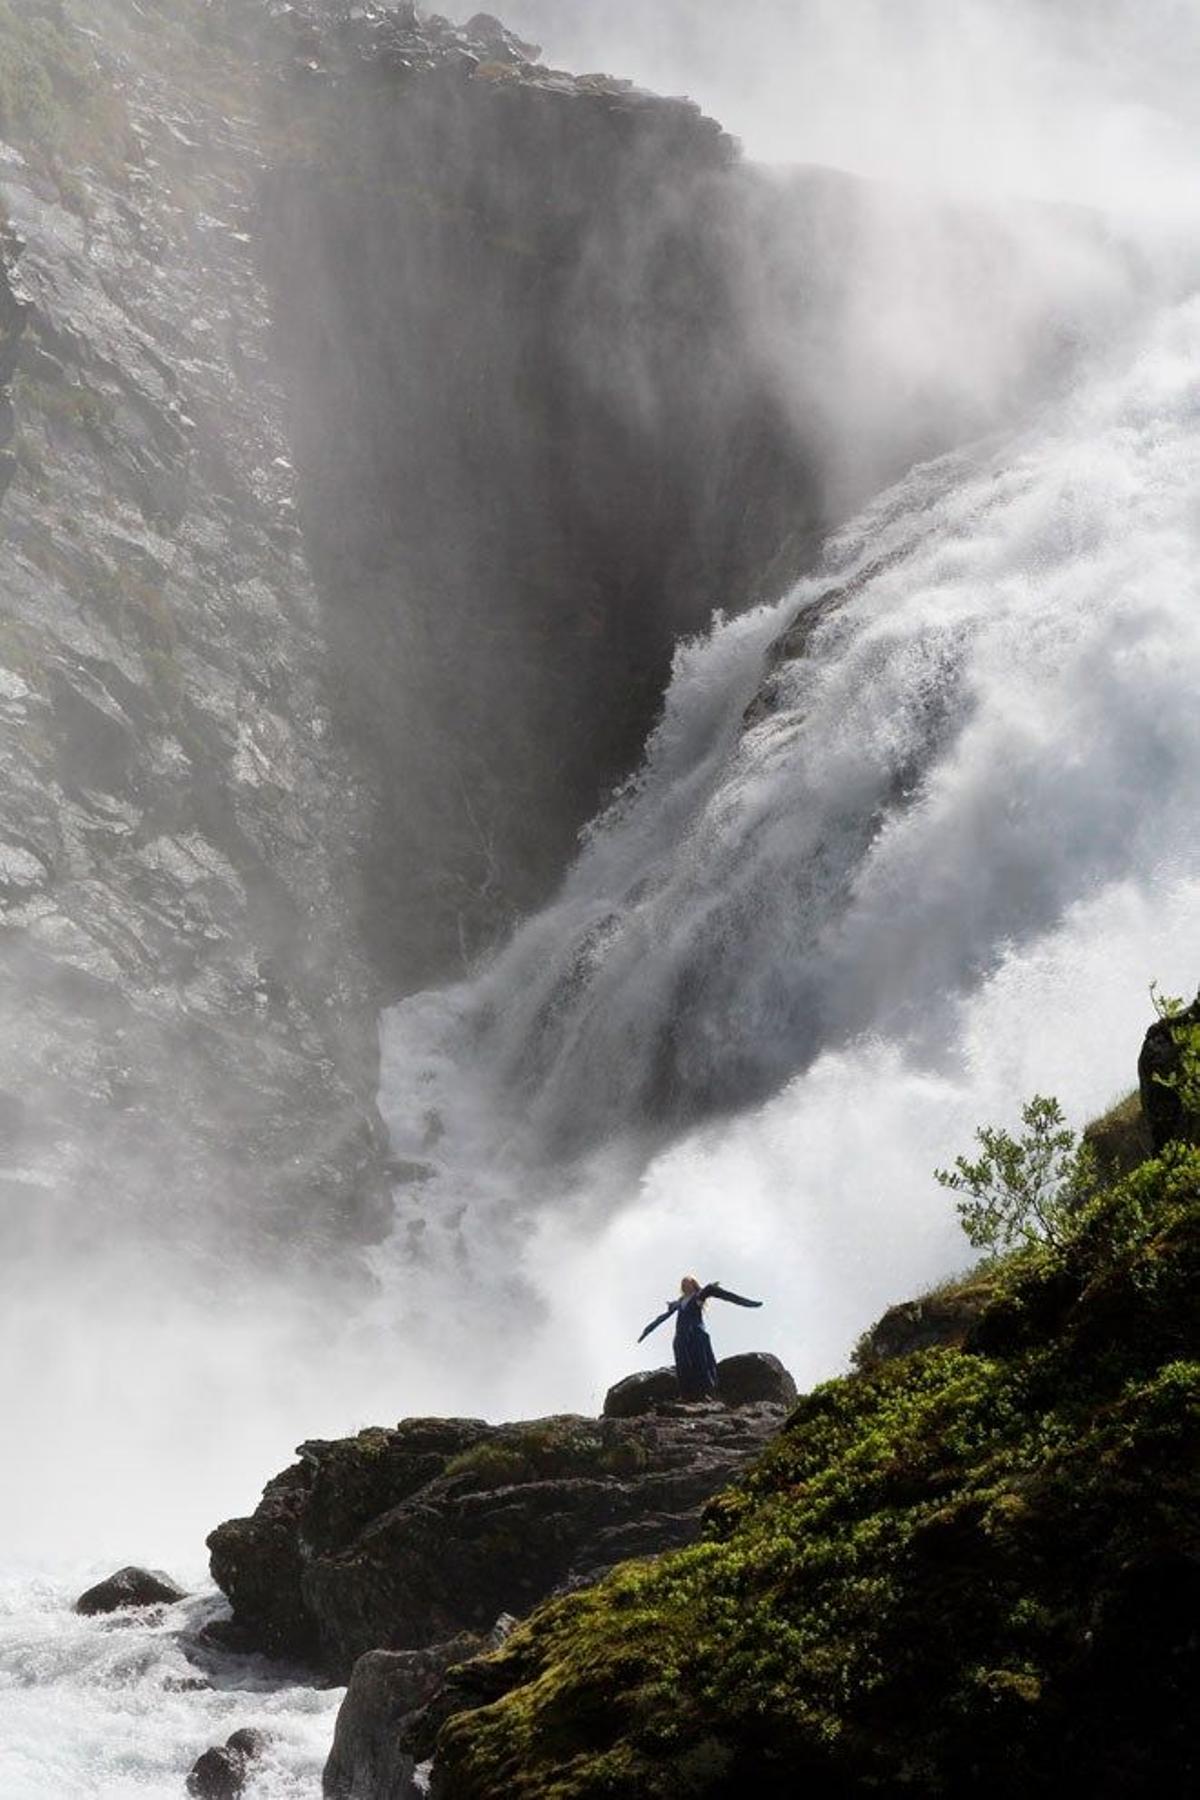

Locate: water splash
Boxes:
[373,287,1200,1390]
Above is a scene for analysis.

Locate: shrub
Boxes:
[1149,983,1200,1130]
[935,1094,1097,1253]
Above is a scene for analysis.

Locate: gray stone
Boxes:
[602,1367,679,1417]
[324,1638,481,1799]
[716,1352,798,1408]
[186,1726,272,1799]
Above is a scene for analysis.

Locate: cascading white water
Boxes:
[6,5,1200,1787]
[3,273,1198,1800]
[371,284,1200,1403]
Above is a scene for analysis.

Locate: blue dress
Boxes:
[637,1283,763,1402]
[672,1292,719,1401]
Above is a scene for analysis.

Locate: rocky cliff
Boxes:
[205,1351,797,1680]
[0,2,819,1260]
[1,4,1117,1259]
[0,0,390,1259]
[254,3,823,989]
[0,2,830,1261]
[407,1078,1200,1798]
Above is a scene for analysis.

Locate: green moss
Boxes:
[435,1146,1200,1796]
[446,1442,537,1489]
[446,1423,620,1491]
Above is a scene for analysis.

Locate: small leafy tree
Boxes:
[935,1095,1096,1253]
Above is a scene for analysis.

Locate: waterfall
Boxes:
[371,285,1200,1403]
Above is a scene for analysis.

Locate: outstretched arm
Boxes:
[638,1301,678,1342]
[700,1282,763,1308]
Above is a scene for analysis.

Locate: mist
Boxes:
[1,0,1198,1587]
[504,0,1200,214]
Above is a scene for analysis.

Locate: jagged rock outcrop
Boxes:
[207,1367,795,1678]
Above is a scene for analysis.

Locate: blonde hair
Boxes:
[680,1275,701,1296]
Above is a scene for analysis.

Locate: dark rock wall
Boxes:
[258,16,821,989]
[208,1391,792,1678]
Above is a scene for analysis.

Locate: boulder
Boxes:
[604,1355,797,1416]
[324,1634,483,1800]
[74,1566,186,1616]
[853,1281,995,1371]
[716,1353,797,1408]
[186,1728,271,1800]
[602,1367,678,1416]
[226,1730,272,1762]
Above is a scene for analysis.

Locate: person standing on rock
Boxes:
[638,1277,763,1402]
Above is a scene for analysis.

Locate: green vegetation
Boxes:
[1083,1088,1151,1180]
[934,1094,1097,1252]
[446,1423,648,1491]
[1150,983,1200,1128]
[431,1093,1200,1796]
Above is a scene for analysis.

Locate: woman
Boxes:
[638,1276,763,1402]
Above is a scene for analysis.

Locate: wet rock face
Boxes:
[208,1376,794,1679]
[0,5,390,1264]
[323,1634,489,1800]
[258,9,820,989]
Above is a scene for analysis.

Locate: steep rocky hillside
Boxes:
[0,2,817,1258]
[255,4,822,988]
[421,1120,1199,1795]
[0,2,830,1258]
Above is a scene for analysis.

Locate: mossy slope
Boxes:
[432,1147,1200,1797]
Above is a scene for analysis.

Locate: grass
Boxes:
[445,1423,649,1491]
[430,1124,1200,1797]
